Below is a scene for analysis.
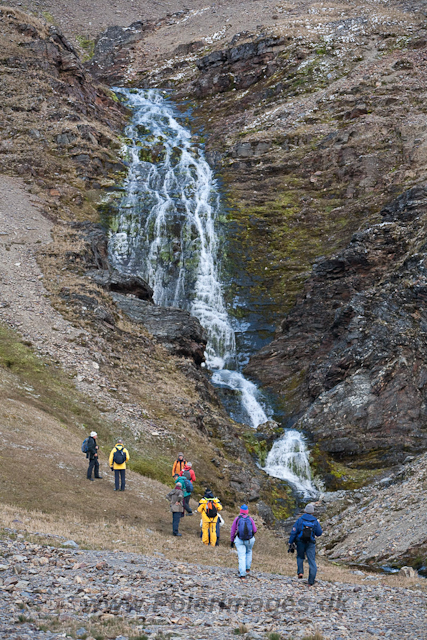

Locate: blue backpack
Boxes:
[238,516,253,541]
[81,438,89,454]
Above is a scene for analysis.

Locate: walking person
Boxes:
[288,503,322,586]
[172,452,186,477]
[230,505,257,579]
[109,439,130,491]
[174,473,193,515]
[197,489,222,546]
[180,461,196,483]
[166,481,184,536]
[87,431,102,481]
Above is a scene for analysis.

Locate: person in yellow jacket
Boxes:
[109,439,130,492]
[197,489,223,546]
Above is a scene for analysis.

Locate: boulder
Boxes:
[399,566,417,578]
[111,293,207,365]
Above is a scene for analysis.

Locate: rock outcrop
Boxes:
[247,185,427,466]
[88,268,154,301]
[111,292,207,365]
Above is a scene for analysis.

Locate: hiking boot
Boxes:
[238,575,246,579]
[173,533,182,537]
[95,476,103,479]
[246,569,250,574]
[187,511,193,515]
[87,478,94,481]
[298,574,303,579]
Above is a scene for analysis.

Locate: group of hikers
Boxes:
[83,440,322,583]
[166,452,322,583]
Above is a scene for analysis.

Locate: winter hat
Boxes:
[186,462,192,467]
[176,482,182,488]
[178,452,184,458]
[304,503,315,514]
[90,431,97,437]
[204,489,214,499]
[240,504,249,515]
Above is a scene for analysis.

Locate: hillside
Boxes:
[1,3,427,638]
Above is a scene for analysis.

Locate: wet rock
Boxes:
[111,293,207,365]
[399,566,417,578]
[87,268,153,301]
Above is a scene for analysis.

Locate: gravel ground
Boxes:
[0,535,426,640]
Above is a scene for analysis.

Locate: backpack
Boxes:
[182,469,191,480]
[81,438,89,454]
[300,518,315,543]
[238,516,253,541]
[205,500,218,519]
[113,446,126,465]
[185,478,193,493]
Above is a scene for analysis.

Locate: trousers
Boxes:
[87,457,100,479]
[114,469,126,490]
[183,495,192,513]
[202,519,217,546]
[296,540,317,584]
[235,536,255,576]
[172,511,182,535]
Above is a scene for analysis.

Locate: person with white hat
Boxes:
[288,503,322,585]
[87,431,102,481]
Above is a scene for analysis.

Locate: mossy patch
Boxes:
[310,444,385,490]
[76,35,95,61]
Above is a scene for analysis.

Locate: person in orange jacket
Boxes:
[172,452,186,477]
[180,462,196,483]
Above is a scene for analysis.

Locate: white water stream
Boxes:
[109,88,316,496]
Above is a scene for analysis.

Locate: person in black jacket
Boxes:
[87,431,103,481]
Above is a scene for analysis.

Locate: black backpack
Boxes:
[182,469,191,480]
[113,446,126,465]
[205,500,218,519]
[300,518,315,543]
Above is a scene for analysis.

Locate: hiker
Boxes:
[172,452,186,477]
[174,473,193,515]
[197,488,222,546]
[230,505,257,579]
[180,461,196,483]
[166,481,184,536]
[288,503,323,586]
[109,439,130,492]
[87,431,102,481]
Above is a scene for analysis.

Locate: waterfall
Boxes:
[264,430,318,497]
[108,88,268,428]
[108,88,317,496]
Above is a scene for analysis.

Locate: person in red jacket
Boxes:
[180,462,196,483]
[172,453,186,477]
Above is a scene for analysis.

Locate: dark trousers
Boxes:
[114,469,126,491]
[183,495,192,513]
[172,511,182,535]
[296,540,317,585]
[87,457,100,479]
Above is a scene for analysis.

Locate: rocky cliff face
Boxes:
[248,185,427,467]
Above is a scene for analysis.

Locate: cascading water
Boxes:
[108,88,317,495]
[264,430,318,497]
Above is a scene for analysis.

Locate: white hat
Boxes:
[90,431,97,437]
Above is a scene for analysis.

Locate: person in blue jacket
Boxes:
[288,503,322,585]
